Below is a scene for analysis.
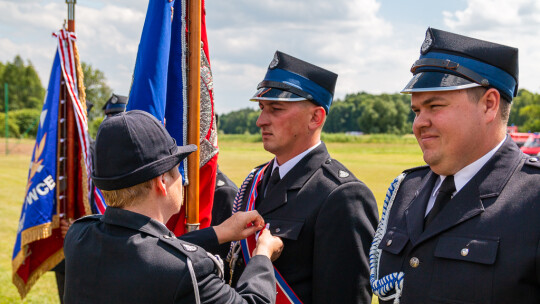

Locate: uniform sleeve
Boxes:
[177,255,276,304]
[312,181,379,304]
[179,227,221,253]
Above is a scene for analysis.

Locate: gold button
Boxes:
[409,257,420,268]
[386,239,393,246]
[461,248,469,256]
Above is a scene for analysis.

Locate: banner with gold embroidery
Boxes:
[12,51,63,299]
[12,29,98,298]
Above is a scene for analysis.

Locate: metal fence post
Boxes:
[4,82,8,155]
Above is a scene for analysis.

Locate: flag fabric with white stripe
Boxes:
[12,29,102,298]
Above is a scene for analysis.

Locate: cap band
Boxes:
[262,68,333,112]
[411,58,489,87]
[418,52,517,98]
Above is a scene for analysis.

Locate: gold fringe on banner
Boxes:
[73,42,92,215]
[20,222,54,248]
[12,248,64,299]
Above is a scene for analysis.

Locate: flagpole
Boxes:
[62,0,77,221]
[186,0,201,232]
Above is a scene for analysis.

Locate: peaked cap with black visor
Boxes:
[402,27,519,102]
[250,51,338,113]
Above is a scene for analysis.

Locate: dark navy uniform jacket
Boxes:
[211,168,237,227]
[378,137,540,303]
[229,143,379,304]
[64,207,276,304]
[211,168,238,260]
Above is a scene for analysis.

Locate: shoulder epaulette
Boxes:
[402,164,430,174]
[73,214,101,223]
[322,158,357,182]
[159,235,206,261]
[524,156,540,169]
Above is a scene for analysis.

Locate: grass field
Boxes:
[0,135,424,303]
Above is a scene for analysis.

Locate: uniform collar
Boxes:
[101,207,174,238]
[432,136,506,197]
[272,141,321,179]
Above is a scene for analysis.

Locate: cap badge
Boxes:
[217,179,225,187]
[111,96,118,104]
[338,170,350,178]
[421,30,433,54]
[182,244,198,252]
[269,53,279,69]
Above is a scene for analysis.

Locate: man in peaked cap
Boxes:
[371,28,540,303]
[102,93,128,116]
[226,51,379,304]
[63,110,284,303]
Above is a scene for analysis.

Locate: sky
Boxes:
[1,0,539,114]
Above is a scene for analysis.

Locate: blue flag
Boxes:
[12,52,64,297]
[127,0,188,180]
[127,0,219,235]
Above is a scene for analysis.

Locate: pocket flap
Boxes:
[266,218,304,240]
[434,235,499,265]
[378,229,409,255]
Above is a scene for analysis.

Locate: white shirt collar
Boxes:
[271,141,321,179]
[433,136,506,196]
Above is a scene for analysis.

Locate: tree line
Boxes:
[1,55,539,138]
[219,89,540,135]
[0,55,111,138]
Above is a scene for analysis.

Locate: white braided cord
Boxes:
[226,169,256,262]
[369,173,407,304]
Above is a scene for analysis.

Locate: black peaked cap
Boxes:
[268,51,338,96]
[92,110,196,191]
[425,28,518,83]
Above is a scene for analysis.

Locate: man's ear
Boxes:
[482,88,500,123]
[309,106,326,130]
[154,174,168,196]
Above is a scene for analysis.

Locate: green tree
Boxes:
[219,108,260,134]
[0,55,45,111]
[520,104,540,132]
[508,89,540,131]
[82,62,113,121]
[10,108,41,137]
[357,94,411,134]
[323,100,356,133]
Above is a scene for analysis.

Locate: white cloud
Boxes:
[0,0,144,96]
[443,0,540,92]
[207,0,410,112]
[2,0,537,115]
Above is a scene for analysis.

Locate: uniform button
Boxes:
[163,235,171,239]
[275,228,281,233]
[530,157,539,162]
[386,239,393,246]
[461,248,469,256]
[325,159,331,164]
[409,257,420,268]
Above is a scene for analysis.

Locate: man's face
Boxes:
[411,90,485,175]
[256,100,313,163]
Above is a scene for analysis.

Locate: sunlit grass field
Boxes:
[0,135,424,303]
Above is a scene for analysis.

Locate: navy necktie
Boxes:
[265,167,281,196]
[425,175,456,228]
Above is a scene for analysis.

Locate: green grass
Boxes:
[0,136,424,303]
[0,151,61,303]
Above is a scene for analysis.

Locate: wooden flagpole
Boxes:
[58,0,77,222]
[186,0,201,232]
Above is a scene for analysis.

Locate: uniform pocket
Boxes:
[265,218,304,241]
[379,228,409,255]
[429,235,499,304]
